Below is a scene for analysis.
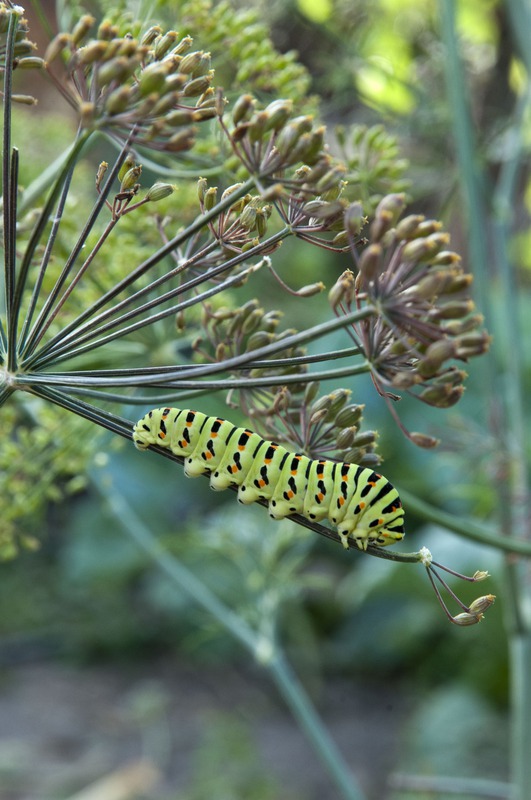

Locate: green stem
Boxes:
[400,490,531,558]
[511,633,531,800]
[29,304,375,381]
[25,176,258,368]
[268,651,367,800]
[2,9,19,372]
[21,361,371,390]
[390,772,511,797]
[90,464,367,800]
[438,0,492,319]
[439,5,530,797]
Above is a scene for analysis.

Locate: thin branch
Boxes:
[19,131,127,359]
[24,243,274,369]
[28,306,376,387]
[2,9,18,370]
[22,176,259,366]
[401,489,531,558]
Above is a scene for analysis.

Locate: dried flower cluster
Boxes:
[330,193,491,445]
[45,15,218,151]
[261,385,380,467]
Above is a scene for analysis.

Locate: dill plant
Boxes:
[0,2,518,797]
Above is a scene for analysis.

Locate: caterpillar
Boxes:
[133,407,405,551]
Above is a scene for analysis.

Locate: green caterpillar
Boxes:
[133,407,405,550]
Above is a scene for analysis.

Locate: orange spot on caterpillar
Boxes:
[359,502,366,509]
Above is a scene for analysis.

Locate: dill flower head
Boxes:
[44,16,217,152]
[330,194,491,443]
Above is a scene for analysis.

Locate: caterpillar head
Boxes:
[133,408,171,450]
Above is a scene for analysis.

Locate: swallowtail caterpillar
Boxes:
[133,407,405,550]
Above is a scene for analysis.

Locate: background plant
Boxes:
[0,1,529,799]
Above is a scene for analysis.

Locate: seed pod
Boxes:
[241,309,264,335]
[417,339,457,378]
[232,93,255,125]
[455,331,491,358]
[469,594,496,614]
[97,20,119,40]
[167,129,196,152]
[95,161,108,191]
[433,367,468,386]
[371,193,406,237]
[77,40,108,65]
[442,314,484,336]
[431,250,462,267]
[120,165,142,191]
[166,108,196,127]
[245,331,274,351]
[179,50,205,74]
[429,300,475,321]
[153,30,179,59]
[334,403,364,427]
[415,219,443,237]
[359,243,382,284]
[402,236,440,263]
[391,371,420,389]
[239,205,257,231]
[328,269,355,308]
[141,26,162,47]
[315,165,348,194]
[44,33,72,64]
[183,75,213,97]
[145,182,174,202]
[419,384,464,408]
[335,427,357,450]
[105,85,133,115]
[410,432,440,448]
[173,35,193,56]
[263,98,293,132]
[453,612,483,626]
[394,214,425,240]
[352,430,377,449]
[344,202,365,237]
[72,14,95,46]
[16,56,45,70]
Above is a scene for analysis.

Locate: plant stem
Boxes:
[2,9,19,372]
[400,490,531,558]
[511,633,531,800]
[21,362,371,390]
[268,651,367,800]
[90,463,367,800]
[439,4,531,797]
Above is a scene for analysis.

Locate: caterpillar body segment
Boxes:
[133,407,405,551]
